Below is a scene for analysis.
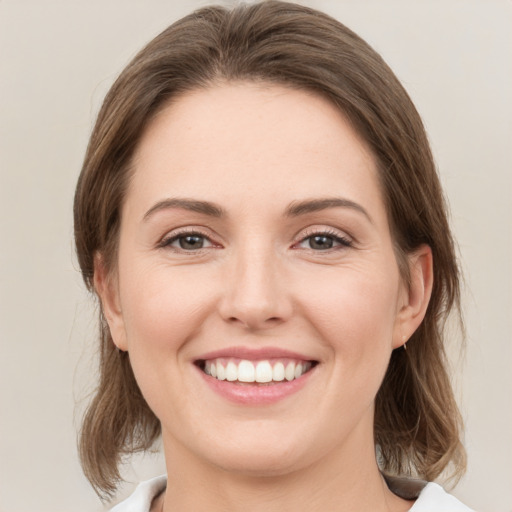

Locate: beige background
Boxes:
[1,1,511,511]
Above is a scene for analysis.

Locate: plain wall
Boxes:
[0,1,510,511]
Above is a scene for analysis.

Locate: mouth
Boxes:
[195,358,318,385]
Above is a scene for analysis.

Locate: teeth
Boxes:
[255,361,273,383]
[226,361,238,381]
[238,360,255,382]
[285,362,295,381]
[216,362,226,381]
[202,358,312,383]
[272,362,285,382]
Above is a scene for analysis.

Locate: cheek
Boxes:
[298,265,400,362]
[120,264,216,352]
[118,264,219,419]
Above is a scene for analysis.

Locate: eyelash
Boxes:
[158,228,216,252]
[294,228,353,251]
[158,228,353,253]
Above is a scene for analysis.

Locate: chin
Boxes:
[209,447,305,478]
[186,420,322,478]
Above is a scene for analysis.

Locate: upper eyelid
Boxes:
[292,227,356,253]
[157,225,354,247]
[160,226,215,242]
[295,225,353,241]
[157,229,218,252]
[295,233,352,249]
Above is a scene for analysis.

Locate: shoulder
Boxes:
[384,475,474,511]
[108,475,474,512]
[411,482,475,511]
[109,475,167,512]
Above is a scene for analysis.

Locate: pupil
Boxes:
[180,235,203,250]
[311,235,333,250]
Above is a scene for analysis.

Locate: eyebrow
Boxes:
[142,196,372,223]
[143,198,225,221]
[285,197,372,223]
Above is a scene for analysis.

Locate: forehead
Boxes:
[128,82,384,221]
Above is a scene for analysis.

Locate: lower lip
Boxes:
[195,365,316,405]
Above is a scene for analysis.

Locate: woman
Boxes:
[74,1,473,510]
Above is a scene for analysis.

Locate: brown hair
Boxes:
[74,0,465,499]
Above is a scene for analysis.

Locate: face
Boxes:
[99,83,428,477]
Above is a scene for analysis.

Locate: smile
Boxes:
[199,358,315,384]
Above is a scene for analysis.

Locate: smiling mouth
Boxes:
[196,358,318,385]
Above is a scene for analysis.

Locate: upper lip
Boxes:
[195,346,318,362]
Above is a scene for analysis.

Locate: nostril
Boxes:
[226,315,285,331]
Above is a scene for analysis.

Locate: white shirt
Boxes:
[110,475,474,511]
[409,482,474,511]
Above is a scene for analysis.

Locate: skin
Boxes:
[95,83,433,512]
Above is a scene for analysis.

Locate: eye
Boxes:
[296,230,353,251]
[160,231,215,251]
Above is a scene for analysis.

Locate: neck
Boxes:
[159,428,412,512]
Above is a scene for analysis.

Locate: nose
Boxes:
[218,243,293,330]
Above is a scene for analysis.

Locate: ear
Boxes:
[393,244,434,349]
[93,253,128,351]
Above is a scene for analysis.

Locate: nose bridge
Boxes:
[220,236,291,328]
